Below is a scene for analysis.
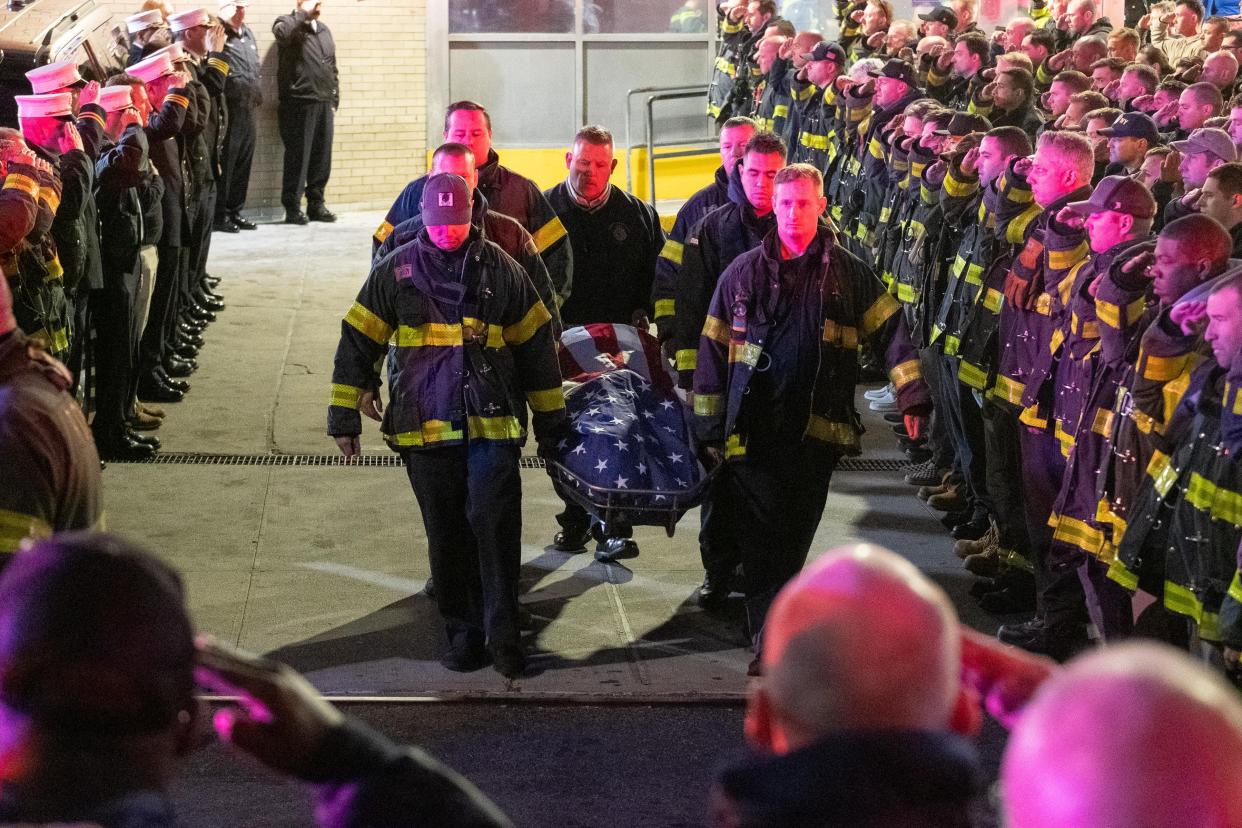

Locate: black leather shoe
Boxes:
[177,328,206,347]
[439,638,489,673]
[179,317,207,334]
[697,570,732,611]
[552,526,592,552]
[173,343,200,360]
[213,217,240,233]
[164,357,196,377]
[997,617,1088,661]
[595,537,640,563]
[154,368,190,393]
[125,427,161,450]
[205,274,222,288]
[199,286,225,303]
[490,643,526,679]
[195,292,225,312]
[422,576,435,598]
[231,215,258,230]
[186,304,216,324]
[285,210,309,225]
[96,432,157,460]
[307,206,337,223]
[138,375,184,403]
[952,516,991,541]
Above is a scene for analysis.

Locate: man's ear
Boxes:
[609,157,619,174]
[565,151,573,170]
[1119,213,1135,235]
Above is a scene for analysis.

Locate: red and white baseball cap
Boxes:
[26,61,84,95]
[15,93,74,119]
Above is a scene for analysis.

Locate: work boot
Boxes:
[963,546,1002,577]
[129,409,163,431]
[952,514,991,541]
[954,521,998,559]
[697,569,731,612]
[927,485,968,512]
[997,617,1089,661]
[552,526,592,552]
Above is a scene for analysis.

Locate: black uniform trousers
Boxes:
[698,483,738,580]
[721,441,838,647]
[1019,425,1087,626]
[91,263,140,440]
[402,441,523,651]
[217,93,257,220]
[982,397,1032,555]
[187,183,216,297]
[278,98,334,213]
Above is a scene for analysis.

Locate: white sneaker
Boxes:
[867,388,897,411]
[863,383,893,401]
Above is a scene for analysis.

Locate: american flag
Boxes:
[552,324,706,522]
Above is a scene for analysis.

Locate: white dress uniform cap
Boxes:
[168,7,210,32]
[15,93,74,119]
[126,9,164,33]
[129,52,176,84]
[149,42,188,63]
[97,85,134,113]
[25,61,83,94]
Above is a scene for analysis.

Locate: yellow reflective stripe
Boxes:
[729,340,763,367]
[345,301,395,345]
[660,238,684,265]
[0,507,52,553]
[702,315,729,345]
[983,287,1003,313]
[958,360,988,390]
[861,293,899,337]
[29,326,69,353]
[725,432,747,458]
[1185,472,1242,524]
[1049,328,1065,355]
[394,323,462,347]
[821,319,859,349]
[773,104,789,118]
[39,189,60,214]
[1055,420,1076,453]
[676,348,697,371]
[1007,205,1040,244]
[470,415,525,440]
[1230,570,1242,605]
[1149,450,1177,497]
[896,281,920,304]
[1052,515,1106,555]
[793,82,817,101]
[1096,298,1122,329]
[503,302,551,346]
[800,131,830,150]
[527,386,565,413]
[1048,242,1089,270]
[530,216,567,253]
[991,374,1025,406]
[654,299,675,319]
[944,335,960,356]
[868,137,885,160]
[330,383,363,409]
[1091,408,1114,437]
[805,415,857,446]
[1163,580,1219,638]
[1106,556,1140,591]
[386,420,464,447]
[3,173,38,198]
[374,220,394,243]
[694,393,723,416]
[890,358,921,390]
[1142,353,1188,382]
[1020,404,1048,430]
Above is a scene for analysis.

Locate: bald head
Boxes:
[1204,50,1240,89]
[1003,643,1242,828]
[749,545,959,753]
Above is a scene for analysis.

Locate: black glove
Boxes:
[697,440,725,471]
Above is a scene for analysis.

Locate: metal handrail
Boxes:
[623,84,716,207]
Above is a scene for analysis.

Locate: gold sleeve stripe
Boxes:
[503,302,552,346]
[889,359,921,389]
[79,110,105,128]
[531,216,568,252]
[39,189,61,214]
[702,315,729,345]
[166,93,190,109]
[660,238,684,264]
[374,220,394,243]
[208,58,230,75]
[344,301,395,345]
[527,386,566,413]
[3,173,39,197]
[860,293,900,336]
[330,383,363,409]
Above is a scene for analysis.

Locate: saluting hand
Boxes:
[960,145,981,175]
[78,80,101,109]
[1055,205,1086,230]
[1170,300,1208,336]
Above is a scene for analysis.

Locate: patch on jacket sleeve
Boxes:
[395,264,412,281]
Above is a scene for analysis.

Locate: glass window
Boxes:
[449,0,575,33]
[589,0,709,34]
[779,0,834,32]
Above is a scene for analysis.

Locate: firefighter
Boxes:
[788,41,846,173]
[692,163,929,673]
[652,116,756,344]
[376,101,571,311]
[328,173,565,679]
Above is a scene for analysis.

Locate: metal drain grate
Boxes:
[110,453,910,472]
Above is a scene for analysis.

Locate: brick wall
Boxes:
[97,0,427,213]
